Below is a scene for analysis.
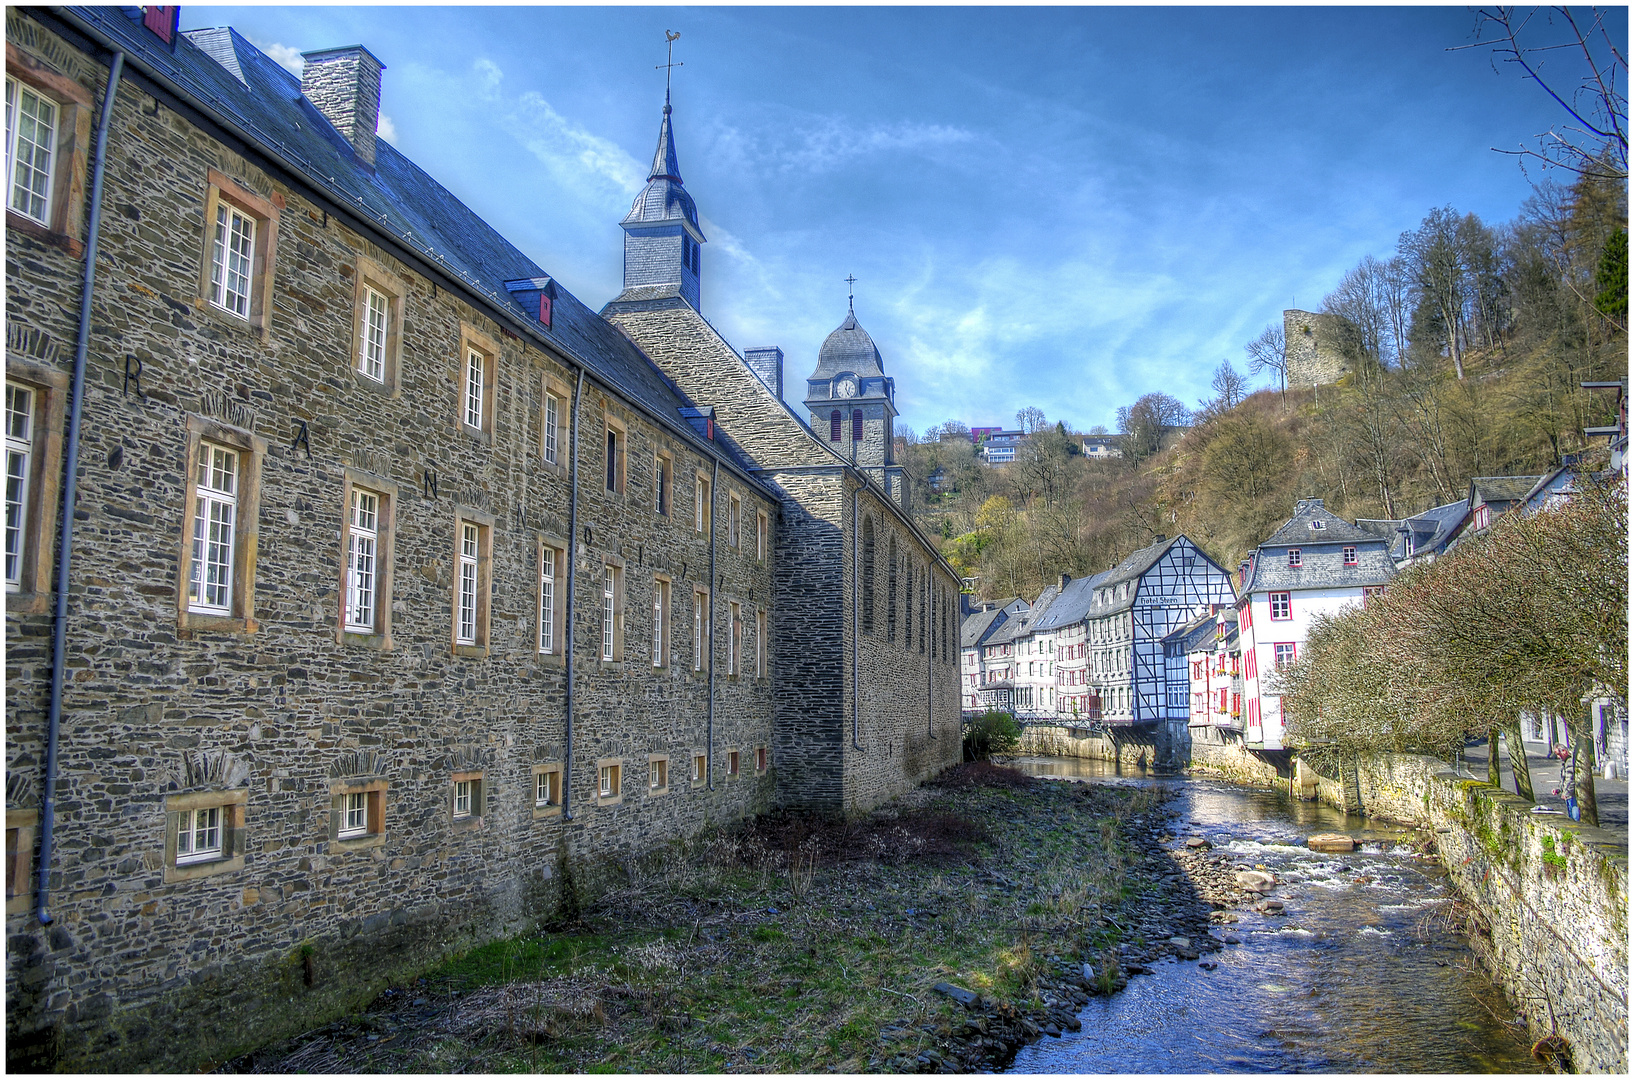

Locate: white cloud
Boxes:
[501,90,646,203]
[377,114,398,144]
[473,58,504,99]
[252,40,305,77]
[709,113,978,176]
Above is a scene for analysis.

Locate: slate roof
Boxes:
[1163,610,1217,654]
[1083,535,1191,618]
[621,101,701,232]
[985,616,1023,647]
[810,307,887,382]
[1245,501,1396,593]
[960,606,1008,649]
[1470,476,1546,508]
[1030,572,1110,631]
[1261,498,1376,546]
[66,9,765,493]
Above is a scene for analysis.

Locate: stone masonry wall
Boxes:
[6,13,777,1070]
[1310,753,1627,1073]
[604,303,962,816]
[1283,309,1351,389]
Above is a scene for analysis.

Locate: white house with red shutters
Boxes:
[1236,498,1396,750]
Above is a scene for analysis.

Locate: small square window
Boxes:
[1273,642,1297,671]
[597,760,623,806]
[1287,548,1301,568]
[691,753,707,787]
[533,764,563,817]
[451,772,484,823]
[755,747,768,774]
[727,750,740,778]
[330,780,387,847]
[1268,592,1291,621]
[1343,546,1358,566]
[164,790,247,882]
[648,756,669,795]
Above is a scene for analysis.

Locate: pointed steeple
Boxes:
[649,96,683,183]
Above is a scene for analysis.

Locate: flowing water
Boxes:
[1004,756,1541,1074]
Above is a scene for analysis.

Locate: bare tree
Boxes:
[1015,406,1047,434]
[1456,6,1628,182]
[1244,323,1288,405]
[1210,360,1248,409]
[1398,207,1498,379]
[1117,392,1191,463]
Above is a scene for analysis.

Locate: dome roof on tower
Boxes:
[810,308,886,381]
[621,103,701,232]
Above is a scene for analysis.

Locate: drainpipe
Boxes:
[37,52,124,926]
[852,480,863,751]
[707,457,718,789]
[561,367,584,821]
[928,578,935,739]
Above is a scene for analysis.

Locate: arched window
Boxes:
[861,517,876,633]
[830,410,842,441]
[886,538,898,643]
[851,409,863,441]
[904,564,914,651]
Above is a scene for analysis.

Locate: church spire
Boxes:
[651,29,684,182]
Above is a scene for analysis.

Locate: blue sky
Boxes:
[186,5,1624,434]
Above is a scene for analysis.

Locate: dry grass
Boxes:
[221,769,1166,1074]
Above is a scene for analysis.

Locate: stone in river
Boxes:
[933,982,979,1007]
[1186,837,1211,849]
[1168,936,1191,949]
[1255,899,1286,914]
[1236,870,1277,892]
[1308,833,1356,853]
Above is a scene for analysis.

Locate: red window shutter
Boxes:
[143,6,178,43]
[852,409,863,441]
[830,411,842,440]
[538,293,553,327]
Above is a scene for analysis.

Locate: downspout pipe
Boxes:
[706,457,718,789]
[928,578,935,739]
[37,51,124,927]
[562,367,584,821]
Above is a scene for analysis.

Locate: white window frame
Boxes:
[729,493,741,549]
[1343,545,1357,566]
[728,601,741,676]
[649,757,668,791]
[5,75,57,227]
[539,545,557,654]
[652,577,668,667]
[5,384,34,590]
[535,767,561,809]
[457,523,480,645]
[1287,548,1302,568]
[188,442,239,615]
[453,778,474,818]
[756,510,768,561]
[175,805,223,865]
[693,588,707,671]
[209,200,256,319]
[463,346,485,430]
[755,608,766,677]
[345,487,380,632]
[338,791,368,839]
[602,565,616,661]
[544,391,560,465]
[1268,591,1292,621]
[599,763,620,798]
[359,283,389,382]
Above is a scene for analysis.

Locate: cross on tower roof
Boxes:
[657,30,682,106]
[846,273,857,313]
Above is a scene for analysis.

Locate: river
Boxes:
[1004,755,1542,1074]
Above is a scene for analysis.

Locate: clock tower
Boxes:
[803,297,904,502]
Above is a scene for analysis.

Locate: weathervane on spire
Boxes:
[657,30,682,106]
[846,273,857,313]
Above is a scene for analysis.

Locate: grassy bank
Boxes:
[223,764,1170,1073]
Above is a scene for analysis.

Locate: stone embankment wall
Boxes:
[1314,753,1627,1074]
[1019,724,1288,788]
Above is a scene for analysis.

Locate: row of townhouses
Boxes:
[5,7,960,1068]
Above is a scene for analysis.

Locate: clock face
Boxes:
[836,377,857,398]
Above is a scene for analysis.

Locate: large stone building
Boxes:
[4,7,957,1069]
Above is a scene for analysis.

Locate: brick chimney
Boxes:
[300,46,386,167]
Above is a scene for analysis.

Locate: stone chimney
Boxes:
[1058,573,1070,590]
[744,346,783,400]
[300,46,386,167]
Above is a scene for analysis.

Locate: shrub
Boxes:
[963,710,1021,761]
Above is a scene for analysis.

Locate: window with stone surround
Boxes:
[164,789,247,882]
[4,359,65,613]
[655,451,673,516]
[692,586,708,671]
[600,560,625,663]
[339,472,396,646]
[597,759,623,806]
[452,507,495,655]
[647,755,669,796]
[199,170,280,338]
[652,575,670,667]
[755,607,767,678]
[450,772,485,827]
[690,751,707,787]
[456,324,498,439]
[537,539,565,657]
[728,600,741,677]
[179,416,265,634]
[350,255,406,393]
[694,472,711,534]
[540,373,571,471]
[329,779,386,848]
[4,47,94,253]
[756,509,768,562]
[604,414,627,495]
[6,808,37,915]
[532,764,562,817]
[726,749,740,778]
